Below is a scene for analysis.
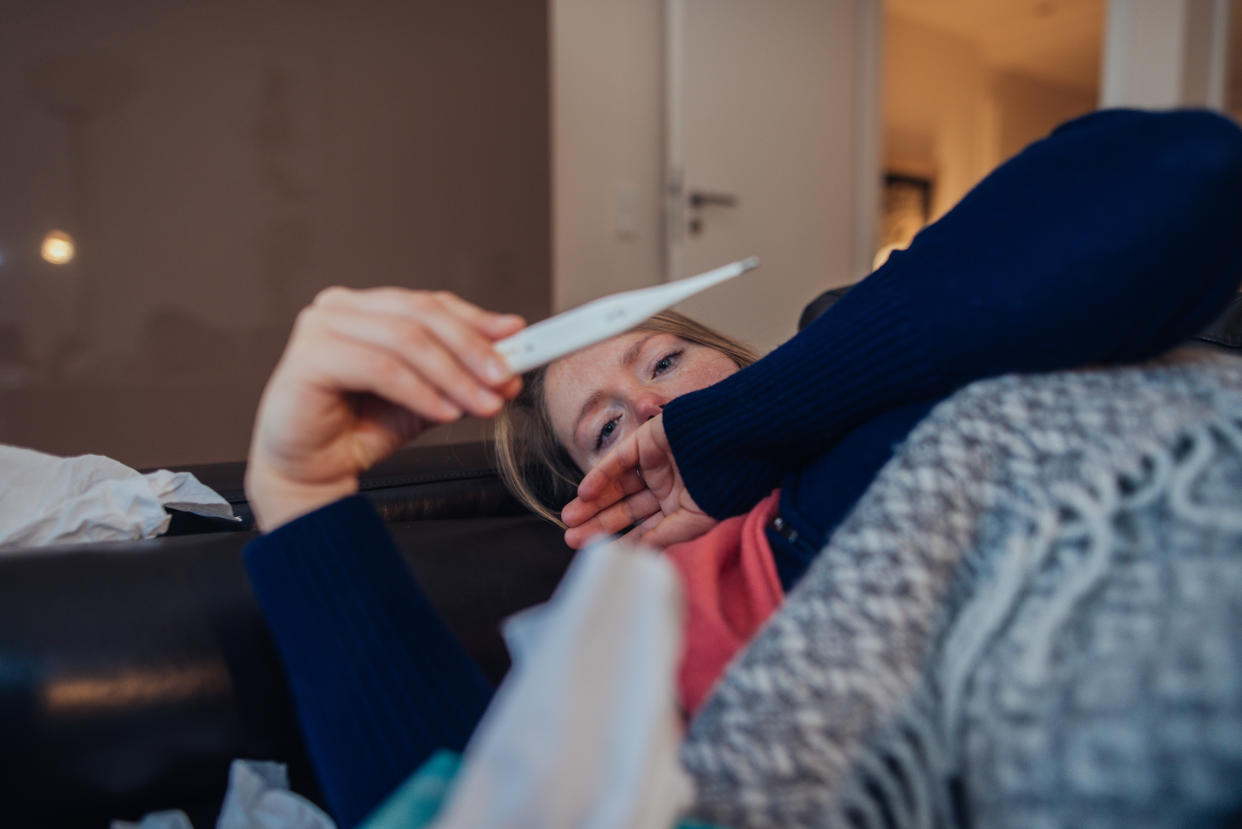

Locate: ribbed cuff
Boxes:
[664,264,939,520]
[244,495,492,827]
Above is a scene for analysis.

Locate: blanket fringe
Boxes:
[683,351,1242,829]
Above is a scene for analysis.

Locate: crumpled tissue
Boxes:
[419,538,695,829]
[0,444,237,550]
[215,760,335,829]
[112,760,334,829]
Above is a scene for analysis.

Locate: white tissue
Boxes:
[112,761,334,829]
[215,760,335,829]
[0,444,238,550]
[428,539,694,829]
[111,811,195,829]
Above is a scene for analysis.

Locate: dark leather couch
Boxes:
[3,289,1239,828]
[0,442,573,828]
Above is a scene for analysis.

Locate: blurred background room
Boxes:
[1,0,1238,469]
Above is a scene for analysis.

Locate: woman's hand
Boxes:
[560,413,717,549]
[246,287,524,532]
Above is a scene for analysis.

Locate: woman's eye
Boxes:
[653,350,683,378]
[595,417,619,452]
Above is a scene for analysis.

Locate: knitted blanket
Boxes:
[681,347,1242,829]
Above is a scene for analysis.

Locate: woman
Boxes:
[244,108,1242,827]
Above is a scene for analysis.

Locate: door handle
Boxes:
[688,190,738,209]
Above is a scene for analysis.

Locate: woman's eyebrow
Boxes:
[621,332,659,369]
[575,390,604,444]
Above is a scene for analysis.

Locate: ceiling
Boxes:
[888,0,1242,112]
[886,0,1106,94]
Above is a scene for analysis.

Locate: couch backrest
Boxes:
[161,441,530,533]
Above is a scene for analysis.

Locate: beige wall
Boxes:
[884,16,1096,222]
[992,71,1097,162]
[0,1,550,467]
[1232,0,1242,121]
[550,0,666,312]
[884,17,993,220]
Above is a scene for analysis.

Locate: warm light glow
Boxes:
[41,230,75,265]
[873,242,906,270]
[42,663,227,712]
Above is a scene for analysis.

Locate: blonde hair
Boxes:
[492,310,759,526]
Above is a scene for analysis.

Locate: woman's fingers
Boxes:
[640,512,717,549]
[310,306,507,417]
[619,510,665,546]
[248,287,524,533]
[301,284,529,419]
[580,415,674,501]
[567,412,713,549]
[315,287,524,341]
[562,467,644,526]
[413,296,521,385]
[563,488,661,549]
[297,332,464,423]
[431,290,526,339]
[576,436,644,502]
[313,287,524,385]
[560,413,708,549]
[565,415,678,543]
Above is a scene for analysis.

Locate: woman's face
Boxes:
[544,330,739,473]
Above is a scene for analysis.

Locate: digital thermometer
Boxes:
[495,256,759,374]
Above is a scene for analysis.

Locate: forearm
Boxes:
[243,495,492,827]
[666,108,1242,519]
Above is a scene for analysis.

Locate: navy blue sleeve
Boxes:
[243,495,493,827]
[665,108,1242,519]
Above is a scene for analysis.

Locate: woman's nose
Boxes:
[635,393,666,422]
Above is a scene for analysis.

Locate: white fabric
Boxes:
[430,539,695,829]
[113,760,333,829]
[215,760,335,829]
[111,811,195,829]
[0,444,237,549]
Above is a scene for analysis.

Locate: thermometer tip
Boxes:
[741,256,760,271]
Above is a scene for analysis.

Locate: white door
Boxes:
[665,0,881,354]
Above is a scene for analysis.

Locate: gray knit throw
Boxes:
[682,347,1242,829]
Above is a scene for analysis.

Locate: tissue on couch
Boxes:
[0,444,237,549]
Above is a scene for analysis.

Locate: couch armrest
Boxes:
[0,512,571,826]
[166,441,529,531]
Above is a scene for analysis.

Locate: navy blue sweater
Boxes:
[664,108,1242,585]
[244,108,1242,826]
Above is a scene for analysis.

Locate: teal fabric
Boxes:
[359,750,726,829]
[359,751,462,829]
